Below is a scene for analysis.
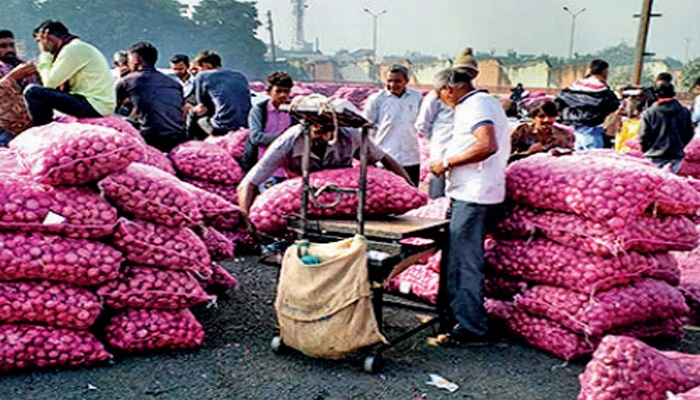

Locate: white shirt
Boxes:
[364,88,422,166]
[415,90,454,161]
[445,90,511,204]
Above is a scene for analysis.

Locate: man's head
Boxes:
[385,65,409,97]
[588,59,609,80]
[192,50,221,71]
[265,71,293,107]
[694,77,700,95]
[655,72,673,87]
[655,82,676,100]
[127,42,158,71]
[113,51,129,77]
[453,47,479,79]
[169,54,190,80]
[0,30,17,64]
[33,20,70,54]
[527,100,558,134]
[309,124,336,147]
[434,67,474,109]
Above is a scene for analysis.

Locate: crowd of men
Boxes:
[1,19,700,347]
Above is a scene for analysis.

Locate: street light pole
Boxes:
[363,7,387,61]
[562,6,586,60]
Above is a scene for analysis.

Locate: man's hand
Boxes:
[192,104,208,116]
[527,142,545,154]
[430,159,447,177]
[7,62,37,82]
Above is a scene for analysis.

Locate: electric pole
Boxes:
[632,0,661,86]
[266,10,277,64]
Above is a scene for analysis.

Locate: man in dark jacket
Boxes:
[640,82,694,173]
[555,59,620,150]
[116,42,187,152]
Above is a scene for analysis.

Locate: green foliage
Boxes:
[681,58,700,90]
[0,0,268,79]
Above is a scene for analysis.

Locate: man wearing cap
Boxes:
[364,65,423,185]
[416,48,479,197]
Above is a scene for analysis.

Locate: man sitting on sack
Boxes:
[0,29,38,145]
[237,98,413,234]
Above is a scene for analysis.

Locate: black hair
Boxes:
[655,72,673,84]
[265,71,293,90]
[528,101,558,119]
[0,30,14,40]
[169,54,189,66]
[193,50,222,68]
[388,64,409,80]
[128,42,158,66]
[694,77,700,88]
[589,59,609,76]
[34,20,69,37]
[654,82,676,99]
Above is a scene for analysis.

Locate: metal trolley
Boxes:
[271,102,450,373]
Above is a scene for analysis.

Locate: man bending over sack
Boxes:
[237,121,412,233]
[23,20,115,126]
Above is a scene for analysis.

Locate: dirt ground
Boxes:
[1,256,699,400]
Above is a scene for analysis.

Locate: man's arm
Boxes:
[430,123,498,176]
[36,48,88,89]
[415,92,439,139]
[247,102,279,147]
[380,154,413,186]
[237,178,259,230]
[681,109,695,147]
[639,115,653,153]
[115,78,129,109]
[363,93,379,125]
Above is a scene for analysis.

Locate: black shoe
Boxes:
[436,326,491,348]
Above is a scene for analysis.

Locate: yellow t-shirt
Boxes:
[615,119,640,153]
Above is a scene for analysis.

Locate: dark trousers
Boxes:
[445,200,493,336]
[403,164,420,187]
[188,114,229,140]
[24,84,101,126]
[0,127,12,147]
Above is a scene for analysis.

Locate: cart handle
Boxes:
[310,184,354,209]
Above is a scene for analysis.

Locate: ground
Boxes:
[1,257,698,400]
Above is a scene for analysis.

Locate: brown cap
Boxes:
[453,47,479,78]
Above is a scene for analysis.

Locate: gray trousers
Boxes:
[445,200,492,336]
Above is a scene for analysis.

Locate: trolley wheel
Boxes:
[270,336,285,354]
[363,354,383,374]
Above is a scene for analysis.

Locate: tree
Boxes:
[682,58,700,91]
[191,0,267,78]
[36,0,192,65]
[0,0,42,58]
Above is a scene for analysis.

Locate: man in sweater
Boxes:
[0,29,37,144]
[188,50,251,139]
[640,82,694,173]
[555,59,619,150]
[23,20,115,125]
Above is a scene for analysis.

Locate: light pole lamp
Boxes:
[363,7,387,61]
[563,6,586,60]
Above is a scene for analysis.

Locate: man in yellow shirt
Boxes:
[21,20,115,126]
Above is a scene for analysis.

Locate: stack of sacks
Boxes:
[625,136,700,178]
[417,133,431,186]
[672,246,700,324]
[485,151,698,360]
[249,167,428,234]
[169,141,250,253]
[0,120,150,371]
[578,335,700,400]
[332,85,381,109]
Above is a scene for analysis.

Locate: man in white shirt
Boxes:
[430,67,511,346]
[364,65,422,185]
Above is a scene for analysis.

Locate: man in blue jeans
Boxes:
[430,68,511,346]
[555,59,620,150]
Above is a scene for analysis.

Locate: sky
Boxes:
[182,0,699,61]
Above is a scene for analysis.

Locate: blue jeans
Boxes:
[24,84,101,126]
[647,157,683,174]
[445,200,493,336]
[574,125,605,150]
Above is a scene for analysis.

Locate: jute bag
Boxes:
[0,77,31,135]
[275,235,387,359]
